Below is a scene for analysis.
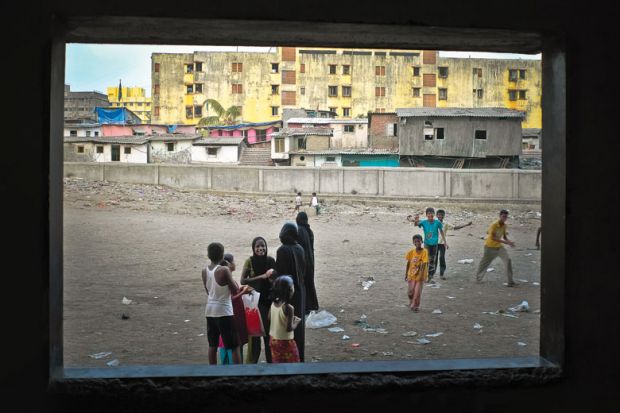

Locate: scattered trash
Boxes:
[153,296,159,299]
[446,296,456,299]
[426,332,444,338]
[534,309,541,314]
[525,253,533,256]
[184,319,190,323]
[370,351,378,356]
[328,327,345,333]
[106,359,120,367]
[351,343,360,348]
[532,282,540,286]
[402,331,418,337]
[340,309,345,313]
[517,342,527,347]
[417,338,431,345]
[531,261,537,264]
[457,259,474,264]
[486,267,495,272]
[122,297,132,305]
[360,314,367,321]
[306,310,337,328]
[342,335,350,340]
[518,279,529,283]
[359,276,376,290]
[89,352,112,359]
[509,301,529,312]
[432,309,443,314]
[197,333,205,337]
[473,323,483,330]
[342,239,350,243]
[382,351,394,356]
[502,313,519,319]
[364,328,388,334]
[121,313,129,320]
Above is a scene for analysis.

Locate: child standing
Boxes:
[202,243,248,365]
[294,192,302,214]
[310,192,320,215]
[405,234,429,312]
[268,275,301,363]
[218,253,249,364]
[413,207,447,283]
[435,209,472,280]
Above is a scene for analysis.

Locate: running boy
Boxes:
[475,209,516,286]
[405,234,429,312]
[413,207,447,283]
[435,209,472,280]
[294,192,302,214]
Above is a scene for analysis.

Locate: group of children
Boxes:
[405,207,518,311]
[202,241,301,365]
[295,192,320,215]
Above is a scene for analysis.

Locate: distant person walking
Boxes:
[435,209,472,280]
[272,222,306,362]
[310,192,320,215]
[294,192,302,214]
[296,211,319,314]
[413,207,447,283]
[475,209,516,286]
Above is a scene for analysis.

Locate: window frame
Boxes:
[51,16,563,387]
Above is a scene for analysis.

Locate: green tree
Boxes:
[198,99,242,126]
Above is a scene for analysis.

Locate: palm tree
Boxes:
[198,99,242,126]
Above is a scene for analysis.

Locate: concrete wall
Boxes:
[64,162,540,200]
[191,145,239,163]
[64,143,148,163]
[149,140,193,163]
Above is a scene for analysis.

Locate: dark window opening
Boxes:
[342,65,350,75]
[124,147,131,154]
[413,66,420,76]
[509,69,518,81]
[271,63,279,73]
[519,69,527,79]
[297,138,306,149]
[508,89,518,101]
[344,125,354,132]
[76,145,84,153]
[194,83,203,93]
[194,105,202,117]
[70,130,77,137]
[519,90,527,100]
[329,64,336,74]
[195,62,203,72]
[475,130,487,140]
[328,86,338,97]
[435,128,444,139]
[271,84,279,94]
[413,87,421,97]
[439,88,448,100]
[342,86,351,97]
[167,142,175,151]
[256,130,267,142]
[326,156,336,162]
[438,66,449,78]
[96,146,103,153]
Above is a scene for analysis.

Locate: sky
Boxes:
[65,44,541,97]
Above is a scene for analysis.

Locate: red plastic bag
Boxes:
[242,291,265,337]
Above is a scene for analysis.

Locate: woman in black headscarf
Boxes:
[296,211,319,314]
[273,221,306,361]
[241,236,276,363]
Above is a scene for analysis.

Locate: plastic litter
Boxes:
[509,301,529,312]
[402,331,418,337]
[457,259,474,264]
[525,253,533,256]
[305,310,337,328]
[341,335,350,340]
[446,296,456,299]
[89,352,112,359]
[184,319,190,323]
[517,342,527,346]
[532,282,540,286]
[351,343,360,348]
[328,327,345,333]
[473,323,483,330]
[382,351,394,356]
[486,267,495,272]
[417,338,431,344]
[432,309,443,314]
[518,279,529,283]
[359,276,375,290]
[122,297,132,305]
[106,359,120,367]
[426,332,444,338]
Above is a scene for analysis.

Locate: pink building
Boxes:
[203,121,282,146]
[101,124,196,137]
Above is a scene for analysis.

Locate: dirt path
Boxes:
[63,178,541,367]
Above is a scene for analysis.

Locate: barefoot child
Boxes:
[435,209,473,280]
[268,275,301,363]
[413,207,447,283]
[218,253,249,364]
[405,234,429,312]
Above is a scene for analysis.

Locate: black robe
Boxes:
[296,212,319,313]
[274,222,306,361]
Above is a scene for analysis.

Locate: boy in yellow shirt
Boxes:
[475,209,516,286]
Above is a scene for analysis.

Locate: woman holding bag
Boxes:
[240,236,276,363]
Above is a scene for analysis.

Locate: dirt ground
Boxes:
[63,177,541,367]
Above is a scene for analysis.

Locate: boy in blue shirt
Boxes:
[413,207,447,283]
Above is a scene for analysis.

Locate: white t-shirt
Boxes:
[438,221,453,244]
[295,196,302,206]
[205,265,234,317]
[311,196,318,207]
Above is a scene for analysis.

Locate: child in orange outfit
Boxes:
[405,234,429,312]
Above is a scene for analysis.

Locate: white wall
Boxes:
[271,137,292,160]
[75,143,147,163]
[191,145,239,163]
[331,124,368,148]
[64,127,101,137]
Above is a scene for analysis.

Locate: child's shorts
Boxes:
[207,316,239,348]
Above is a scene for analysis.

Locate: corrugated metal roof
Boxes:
[64,136,148,144]
[396,107,525,118]
[147,134,201,141]
[522,128,542,136]
[289,149,398,155]
[201,120,282,130]
[193,137,245,145]
[273,127,333,137]
[287,117,368,125]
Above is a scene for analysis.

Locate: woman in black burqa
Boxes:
[273,221,306,361]
[296,211,319,314]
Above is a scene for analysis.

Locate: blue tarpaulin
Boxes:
[95,107,131,124]
[167,125,178,133]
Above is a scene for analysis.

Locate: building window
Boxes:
[519,69,527,79]
[194,105,202,117]
[344,125,354,133]
[70,130,77,137]
[232,83,243,94]
[300,63,305,73]
[297,138,306,150]
[195,83,203,93]
[439,88,448,100]
[375,66,385,76]
[326,156,336,162]
[76,145,84,153]
[86,131,91,137]
[271,63,279,73]
[195,62,203,72]
[413,66,420,76]
[473,67,482,77]
[94,131,99,137]
[375,87,385,97]
[124,147,131,154]
[508,89,518,101]
[328,86,338,97]
[509,69,518,82]
[207,147,218,158]
[96,146,103,153]
[184,63,193,73]
[519,90,528,100]
[424,121,434,140]
[413,87,421,97]
[300,87,305,95]
[271,106,279,116]
[271,85,279,95]
[329,64,337,74]
[342,86,351,97]
[167,142,175,151]
[154,63,160,72]
[435,128,445,139]
[438,66,449,78]
[342,65,350,75]
[475,130,487,140]
[329,107,337,114]
[232,62,243,72]
[154,106,160,117]
[186,84,193,94]
[275,138,285,153]
[186,106,193,118]
[386,123,397,136]
[256,130,267,142]
[342,107,351,117]
[474,88,484,98]
[375,108,385,113]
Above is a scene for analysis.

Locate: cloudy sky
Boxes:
[65,44,541,96]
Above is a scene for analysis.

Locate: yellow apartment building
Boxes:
[151,48,541,129]
[107,86,152,123]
